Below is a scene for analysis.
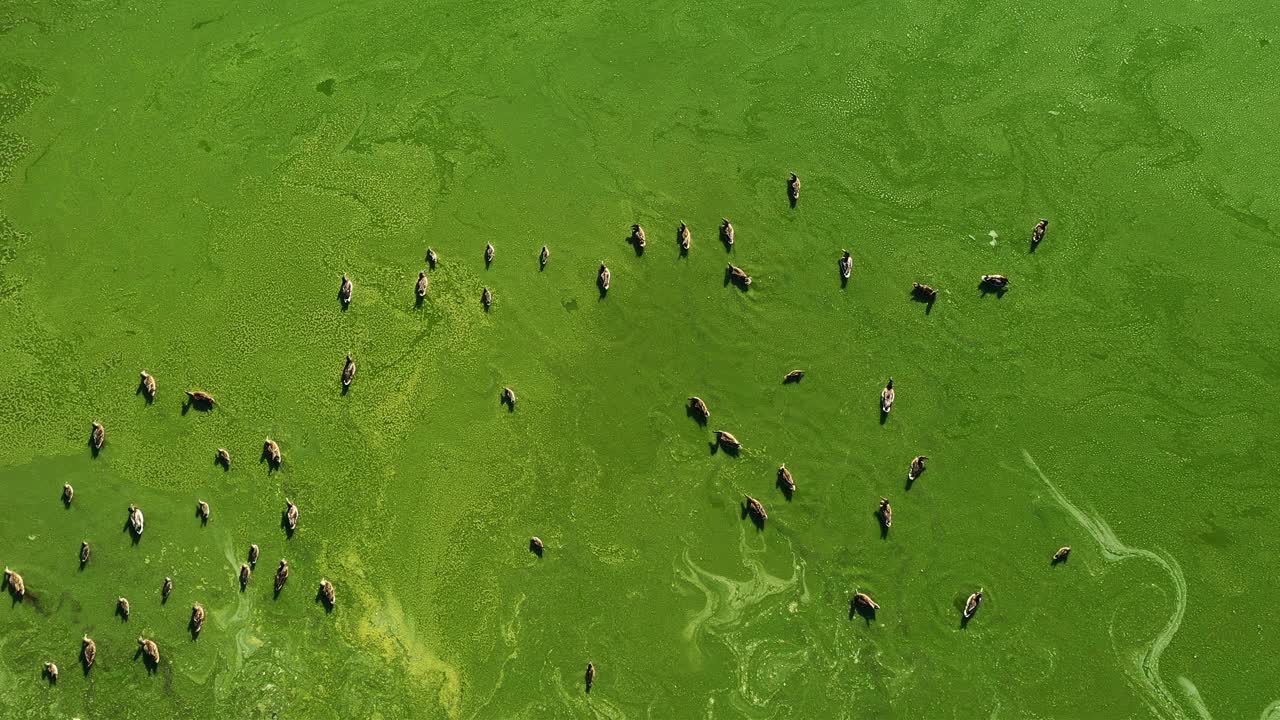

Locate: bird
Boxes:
[416,271,429,299]
[963,589,984,620]
[284,498,299,533]
[1052,546,1071,564]
[90,422,105,452]
[140,370,157,401]
[239,563,251,590]
[485,243,495,266]
[585,662,596,693]
[62,483,74,506]
[190,602,206,635]
[79,541,90,567]
[81,636,96,670]
[339,273,353,305]
[161,576,173,602]
[342,353,357,388]
[319,579,336,609]
[116,596,130,621]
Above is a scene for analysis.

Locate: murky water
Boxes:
[2,0,1278,717]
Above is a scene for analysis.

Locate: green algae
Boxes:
[1,0,1279,718]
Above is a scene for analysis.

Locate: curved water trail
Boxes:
[1022,450,1207,720]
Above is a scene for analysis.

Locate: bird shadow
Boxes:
[978,282,1007,298]
[1030,239,1041,254]
[777,480,794,502]
[712,439,739,457]
[260,448,280,473]
[136,378,153,404]
[341,382,350,397]
[879,406,889,425]
[122,520,141,545]
[415,293,424,309]
[315,589,334,614]
[215,453,229,471]
[848,601,876,624]
[876,511,890,540]
[628,237,644,256]
[88,436,100,458]
[188,619,201,640]
[789,195,798,210]
[783,374,803,385]
[195,506,208,526]
[337,290,350,312]
[116,604,128,622]
[905,475,916,492]
[1051,555,1069,567]
[740,503,765,531]
[910,289,936,314]
[183,396,215,413]
[686,406,707,426]
[134,647,158,674]
[840,274,849,289]
[280,512,295,538]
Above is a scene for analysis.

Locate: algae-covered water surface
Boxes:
[2,1,1279,718]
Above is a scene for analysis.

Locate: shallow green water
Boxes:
[2,0,1278,717]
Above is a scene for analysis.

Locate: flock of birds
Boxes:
[3,384,334,684]
[2,173,1065,695]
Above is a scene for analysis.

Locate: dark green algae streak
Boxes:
[1,0,1278,717]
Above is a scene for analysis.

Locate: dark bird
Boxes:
[720,218,735,248]
[81,636,96,670]
[726,263,751,288]
[319,579,336,609]
[240,563,251,590]
[216,448,231,469]
[878,497,893,530]
[687,396,710,422]
[197,500,211,523]
[783,370,805,384]
[777,464,795,494]
[190,602,206,636]
[339,273,353,305]
[79,541,90,567]
[540,245,549,268]
[629,223,647,251]
[963,589,983,621]
[838,250,852,281]
[274,559,290,594]
[912,283,937,302]
[264,437,282,467]
[715,430,741,452]
[128,504,145,536]
[788,173,801,205]
[342,353,357,388]
[880,378,895,414]
[529,536,544,556]
[90,422,105,452]
[416,271,429,299]
[3,567,25,599]
[162,576,173,602]
[284,498,299,533]
[908,456,928,483]
[501,386,517,409]
[62,483,74,506]
[138,637,160,665]
[981,274,1009,290]
[598,262,611,292]
[1052,546,1071,564]
[677,223,691,254]
[1032,219,1049,247]
[745,495,768,523]
[140,370,157,401]
[481,286,493,311]
[485,242,495,266]
[585,662,596,693]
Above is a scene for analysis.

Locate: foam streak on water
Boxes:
[1022,450,1205,720]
